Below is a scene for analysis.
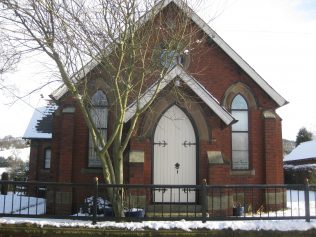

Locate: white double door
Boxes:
[153,105,196,203]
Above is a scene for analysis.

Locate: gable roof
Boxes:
[50,0,287,107]
[23,103,58,139]
[124,65,235,125]
[284,140,316,162]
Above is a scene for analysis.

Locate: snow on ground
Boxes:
[0,190,316,231]
[0,147,30,162]
[0,192,45,214]
[1,217,316,232]
[262,189,316,217]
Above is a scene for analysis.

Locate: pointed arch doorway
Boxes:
[153,105,197,203]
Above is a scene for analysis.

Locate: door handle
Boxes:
[182,140,196,147]
[175,162,180,174]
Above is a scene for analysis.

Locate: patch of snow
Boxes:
[1,190,316,231]
[284,140,316,162]
[0,218,316,231]
[0,147,30,162]
[0,167,9,176]
[284,164,316,170]
[0,192,45,214]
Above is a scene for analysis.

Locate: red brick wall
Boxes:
[28,139,52,182]
[264,116,284,184]
[29,12,284,188]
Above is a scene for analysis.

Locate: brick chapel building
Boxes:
[24,0,287,214]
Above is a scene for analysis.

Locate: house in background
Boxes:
[284,140,316,166]
[284,140,316,184]
[24,0,287,215]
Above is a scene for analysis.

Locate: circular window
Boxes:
[160,50,179,68]
[160,49,190,69]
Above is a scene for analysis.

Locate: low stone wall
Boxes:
[0,223,316,237]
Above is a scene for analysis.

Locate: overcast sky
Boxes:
[1,0,316,141]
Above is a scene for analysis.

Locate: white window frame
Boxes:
[44,148,51,169]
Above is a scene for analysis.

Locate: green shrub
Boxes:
[284,164,316,184]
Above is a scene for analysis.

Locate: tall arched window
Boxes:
[88,90,108,167]
[231,94,249,170]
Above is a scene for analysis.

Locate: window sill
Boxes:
[230,169,255,176]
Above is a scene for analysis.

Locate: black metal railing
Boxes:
[0,179,315,224]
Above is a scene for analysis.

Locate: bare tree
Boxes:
[0,37,21,77]
[0,0,203,216]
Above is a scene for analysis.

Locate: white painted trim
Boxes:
[124,65,235,125]
[51,58,100,100]
[50,0,287,107]
[170,0,287,107]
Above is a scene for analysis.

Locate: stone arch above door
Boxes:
[140,91,211,142]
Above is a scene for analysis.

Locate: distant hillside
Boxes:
[0,135,28,150]
[283,139,295,155]
[0,147,30,162]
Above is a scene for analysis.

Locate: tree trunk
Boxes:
[103,150,125,218]
[112,188,125,218]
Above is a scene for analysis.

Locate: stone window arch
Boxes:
[222,82,257,110]
[222,82,256,170]
[88,90,108,167]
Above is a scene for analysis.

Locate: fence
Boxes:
[0,179,315,224]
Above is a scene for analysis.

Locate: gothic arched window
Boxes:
[88,90,108,167]
[231,94,249,170]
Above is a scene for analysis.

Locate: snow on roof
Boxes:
[284,140,316,162]
[23,103,58,139]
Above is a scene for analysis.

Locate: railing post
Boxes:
[201,179,207,223]
[1,172,9,195]
[304,178,310,222]
[92,177,99,225]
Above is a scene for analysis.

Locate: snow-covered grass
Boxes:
[252,189,316,218]
[0,147,30,162]
[1,217,316,231]
[1,190,316,231]
[0,192,45,214]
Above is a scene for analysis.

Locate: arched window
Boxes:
[88,90,108,167]
[44,148,51,169]
[231,94,249,170]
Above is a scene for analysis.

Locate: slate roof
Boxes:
[50,0,287,108]
[23,103,58,139]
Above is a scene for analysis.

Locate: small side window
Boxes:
[44,148,51,169]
